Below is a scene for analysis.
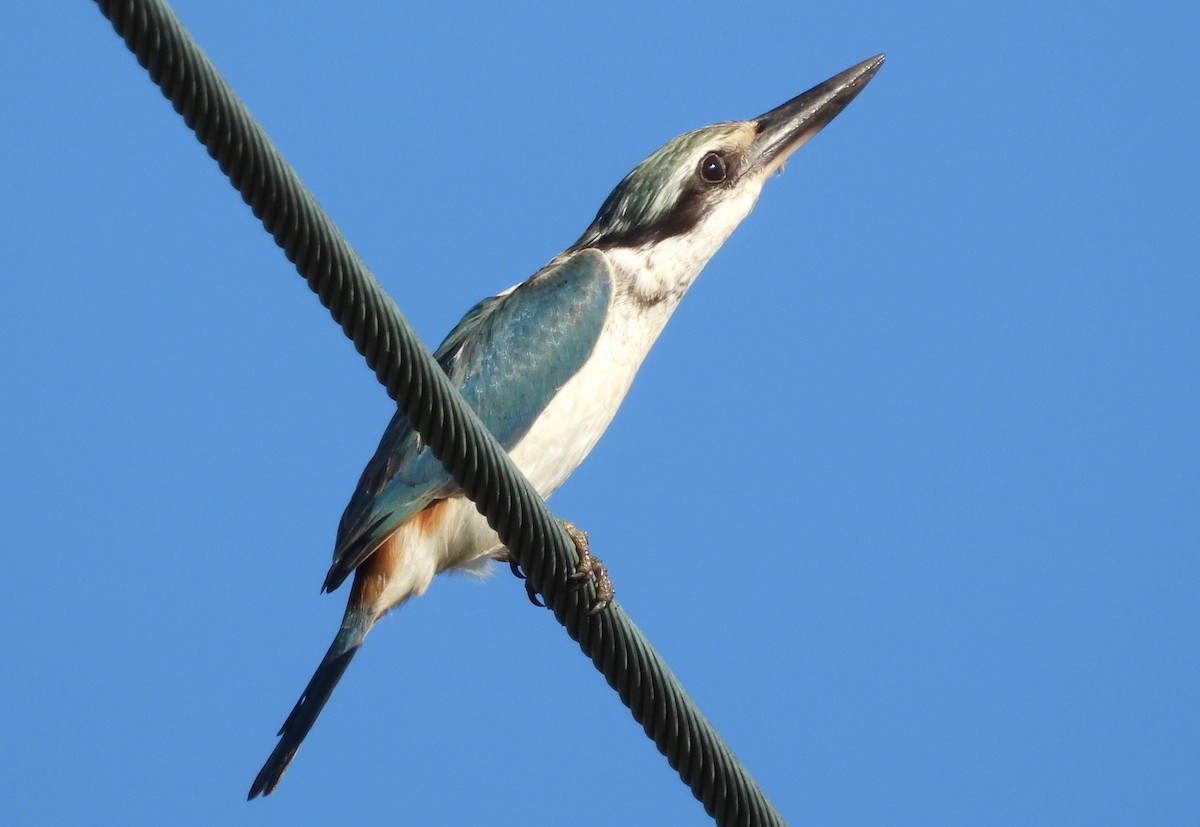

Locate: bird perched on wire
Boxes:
[249,54,883,798]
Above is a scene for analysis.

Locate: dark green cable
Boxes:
[92,2,784,824]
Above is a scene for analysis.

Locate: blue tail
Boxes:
[248,618,368,799]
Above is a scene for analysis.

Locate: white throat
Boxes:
[604,176,765,307]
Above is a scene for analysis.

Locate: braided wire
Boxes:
[93,2,785,824]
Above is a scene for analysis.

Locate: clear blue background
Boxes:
[2,2,1196,824]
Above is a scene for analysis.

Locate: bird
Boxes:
[249,54,883,798]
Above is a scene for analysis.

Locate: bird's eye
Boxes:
[699,152,726,184]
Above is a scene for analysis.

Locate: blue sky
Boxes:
[3,2,1197,824]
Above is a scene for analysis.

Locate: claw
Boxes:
[496,548,543,606]
[525,579,545,608]
[494,548,527,580]
[568,569,592,585]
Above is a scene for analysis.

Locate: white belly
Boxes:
[508,290,674,496]
[434,288,677,573]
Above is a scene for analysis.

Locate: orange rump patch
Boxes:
[349,499,449,610]
[410,498,450,534]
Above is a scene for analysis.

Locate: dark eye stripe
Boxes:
[579,146,740,250]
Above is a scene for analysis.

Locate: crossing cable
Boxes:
[92,2,786,824]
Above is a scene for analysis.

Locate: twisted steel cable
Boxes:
[92,1,785,824]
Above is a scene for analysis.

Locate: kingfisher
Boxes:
[249,54,883,798]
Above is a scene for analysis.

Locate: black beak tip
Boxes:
[749,53,885,172]
[840,53,886,102]
[859,53,886,85]
[758,53,885,125]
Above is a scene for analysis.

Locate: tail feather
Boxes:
[248,619,369,799]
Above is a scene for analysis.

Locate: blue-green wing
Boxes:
[324,250,613,590]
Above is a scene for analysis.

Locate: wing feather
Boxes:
[322,250,613,590]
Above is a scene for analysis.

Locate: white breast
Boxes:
[436,249,703,574]
[507,278,676,496]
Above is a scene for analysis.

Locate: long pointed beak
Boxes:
[748,54,884,176]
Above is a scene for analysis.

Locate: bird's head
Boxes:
[571,55,883,298]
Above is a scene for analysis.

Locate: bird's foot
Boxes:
[493,548,545,607]
[562,520,614,615]
[494,521,614,613]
